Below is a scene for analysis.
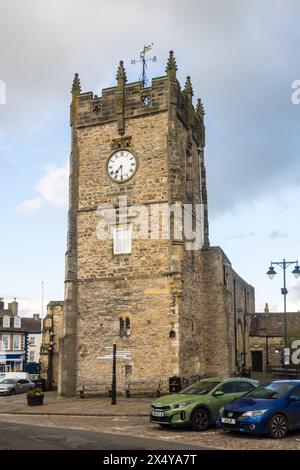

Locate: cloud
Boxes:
[18,162,68,214]
[0,0,299,216]
[228,232,256,240]
[17,298,44,317]
[289,283,300,312]
[18,197,44,214]
[274,282,300,312]
[3,296,46,318]
[269,230,289,239]
[1,0,300,313]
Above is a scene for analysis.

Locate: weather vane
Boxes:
[131,43,157,88]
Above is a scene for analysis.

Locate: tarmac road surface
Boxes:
[0,420,206,450]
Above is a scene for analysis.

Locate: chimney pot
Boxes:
[264,303,269,314]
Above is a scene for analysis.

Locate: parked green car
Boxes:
[150,377,260,431]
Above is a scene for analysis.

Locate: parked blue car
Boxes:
[217,380,300,438]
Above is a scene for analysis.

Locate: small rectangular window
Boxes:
[2,335,9,350]
[14,317,21,328]
[29,351,35,362]
[3,316,10,328]
[13,335,21,351]
[29,336,35,346]
[113,226,132,255]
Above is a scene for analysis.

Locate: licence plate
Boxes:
[152,411,164,417]
[221,417,236,424]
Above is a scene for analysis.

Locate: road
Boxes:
[1,413,300,450]
[0,421,204,450]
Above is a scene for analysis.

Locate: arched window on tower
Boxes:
[125,317,131,336]
[186,153,193,200]
[120,318,125,337]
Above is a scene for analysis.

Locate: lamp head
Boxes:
[267,266,277,280]
[292,265,300,279]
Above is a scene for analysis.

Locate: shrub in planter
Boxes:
[27,387,44,406]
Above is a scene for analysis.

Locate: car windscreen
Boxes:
[0,379,16,384]
[180,381,220,395]
[245,382,295,399]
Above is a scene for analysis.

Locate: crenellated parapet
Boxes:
[71,51,205,147]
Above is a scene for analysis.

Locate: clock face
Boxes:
[107,150,137,182]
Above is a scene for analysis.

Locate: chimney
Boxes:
[0,297,4,310]
[9,298,18,316]
[264,303,269,314]
[33,314,40,321]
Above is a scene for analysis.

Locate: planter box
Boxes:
[27,395,44,406]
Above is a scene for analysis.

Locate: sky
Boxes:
[0,0,300,316]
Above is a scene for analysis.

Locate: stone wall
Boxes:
[249,336,284,371]
[75,108,180,393]
[40,301,63,390]
[192,247,255,377]
[249,312,300,371]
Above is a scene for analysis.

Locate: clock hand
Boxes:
[120,165,123,180]
[115,165,122,174]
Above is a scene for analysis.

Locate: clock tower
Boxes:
[58,51,254,396]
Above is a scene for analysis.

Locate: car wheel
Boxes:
[191,407,210,432]
[269,414,288,439]
[10,389,16,396]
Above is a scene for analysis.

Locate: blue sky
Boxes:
[0,0,300,315]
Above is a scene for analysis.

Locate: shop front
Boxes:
[0,353,25,372]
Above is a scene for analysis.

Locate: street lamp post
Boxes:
[243,287,247,371]
[267,259,300,375]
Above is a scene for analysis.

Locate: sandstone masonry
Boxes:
[58,52,255,396]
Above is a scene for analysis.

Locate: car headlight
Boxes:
[242,409,268,417]
[171,401,195,409]
[219,406,225,415]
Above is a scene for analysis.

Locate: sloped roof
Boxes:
[250,312,300,336]
[21,317,42,333]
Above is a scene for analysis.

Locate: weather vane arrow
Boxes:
[131,43,157,88]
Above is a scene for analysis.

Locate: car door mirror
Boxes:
[288,395,300,402]
[214,390,224,397]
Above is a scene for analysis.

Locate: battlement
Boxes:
[76,76,168,127]
[71,51,205,147]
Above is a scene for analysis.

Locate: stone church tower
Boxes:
[58,51,255,396]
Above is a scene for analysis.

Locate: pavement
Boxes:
[0,391,151,416]
[1,392,300,449]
